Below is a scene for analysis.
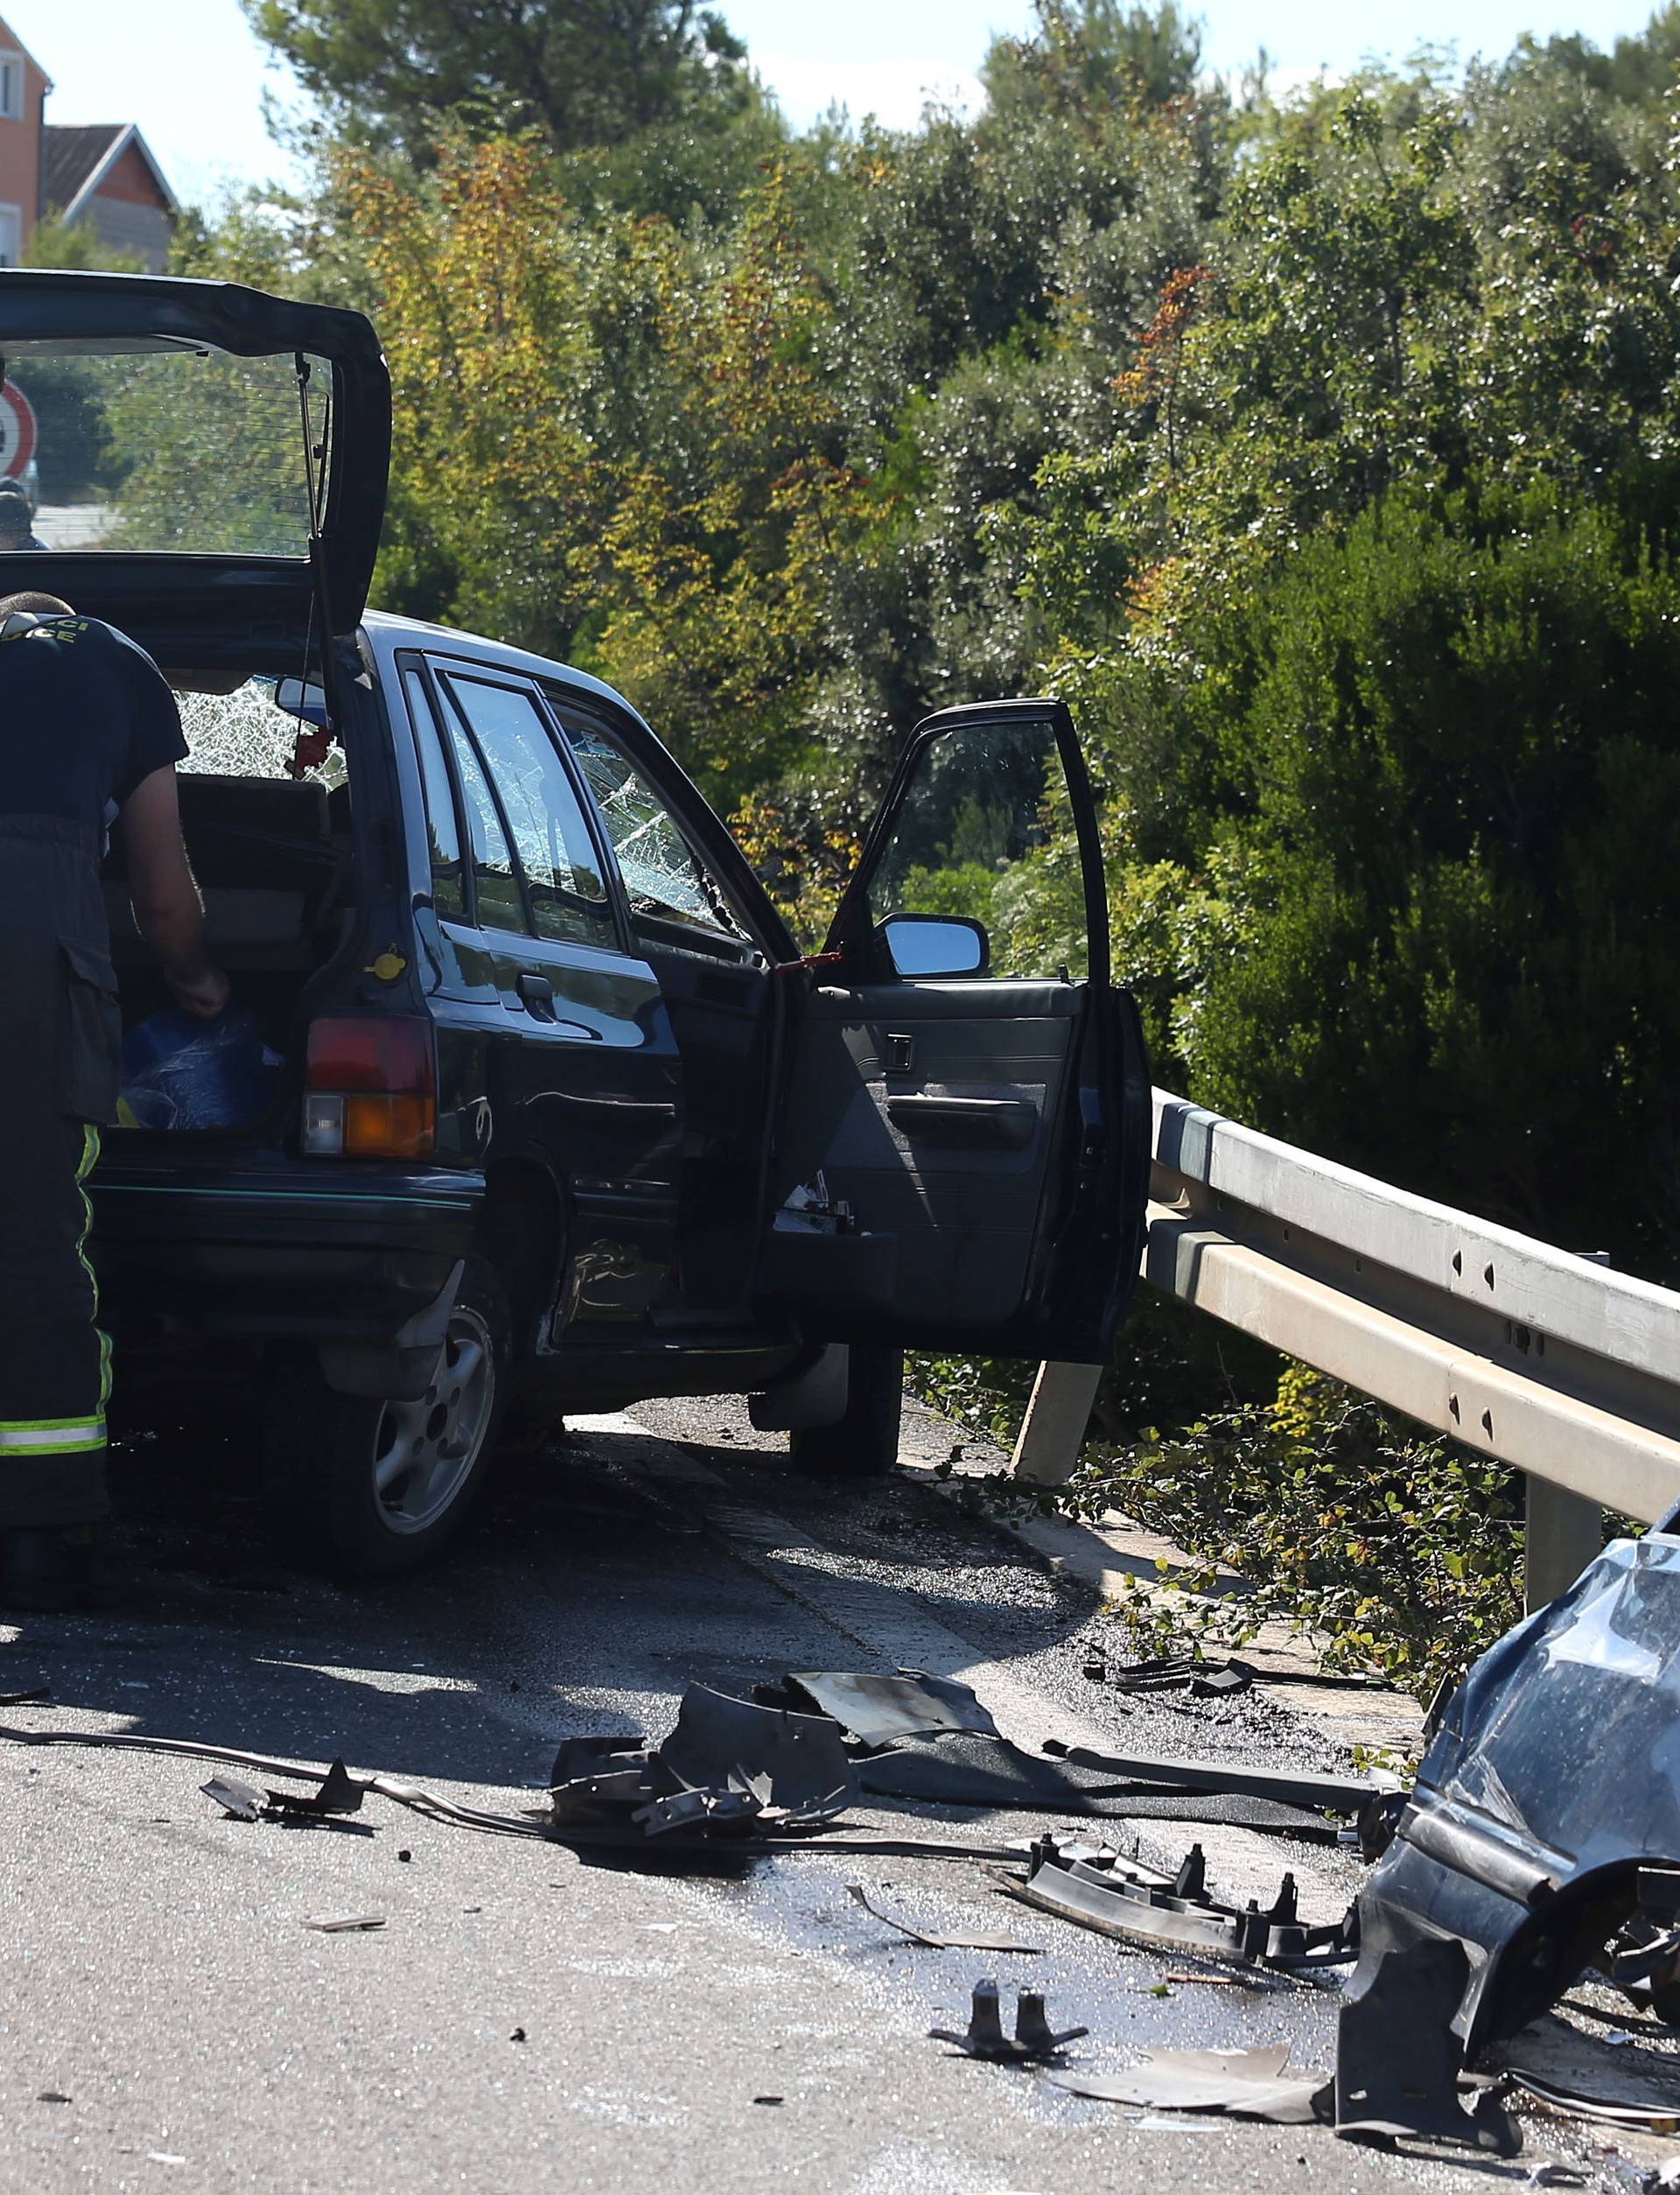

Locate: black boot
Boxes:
[0,1528,127,1613]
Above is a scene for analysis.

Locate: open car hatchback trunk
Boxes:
[0,271,389,663]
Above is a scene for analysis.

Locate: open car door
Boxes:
[761,699,1151,1362]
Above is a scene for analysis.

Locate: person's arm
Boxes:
[119,765,229,1019]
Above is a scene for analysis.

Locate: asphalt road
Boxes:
[0,1394,1650,2193]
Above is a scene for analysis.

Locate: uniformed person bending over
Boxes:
[0,590,228,1609]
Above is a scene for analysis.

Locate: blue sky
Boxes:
[1,0,1664,210]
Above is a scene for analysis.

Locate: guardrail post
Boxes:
[1012,1362,1102,1485]
[1523,1476,1602,1614]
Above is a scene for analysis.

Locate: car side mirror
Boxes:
[878,913,990,978]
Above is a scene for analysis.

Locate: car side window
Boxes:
[437,689,528,936]
[560,716,755,957]
[439,676,615,952]
[400,668,466,919]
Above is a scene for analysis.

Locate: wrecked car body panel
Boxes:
[1340,1533,1680,2128]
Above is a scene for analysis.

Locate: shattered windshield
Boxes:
[0,341,330,558]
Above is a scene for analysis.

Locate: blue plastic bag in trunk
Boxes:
[118,1006,284,1132]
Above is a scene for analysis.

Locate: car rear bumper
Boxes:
[90,1151,485,1347]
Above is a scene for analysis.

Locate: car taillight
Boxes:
[303,1017,436,1159]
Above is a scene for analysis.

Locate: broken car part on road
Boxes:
[202,1757,367,1825]
[1326,1530,1680,2156]
[857,1728,1345,1838]
[995,1834,1358,1971]
[1040,1736,1396,1827]
[929,1980,1088,2062]
[777,1670,1000,1748]
[547,1683,857,1838]
[1046,2044,1328,2123]
[1090,1653,1256,1700]
[1339,1533,1680,2149]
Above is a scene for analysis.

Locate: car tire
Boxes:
[267,1254,513,1578]
[788,1344,905,1477]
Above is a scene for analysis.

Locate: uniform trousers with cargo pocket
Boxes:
[0,817,119,1528]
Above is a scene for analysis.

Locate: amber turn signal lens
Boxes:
[341,1093,435,1160]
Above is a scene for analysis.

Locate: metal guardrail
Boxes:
[1012,1090,1680,1609]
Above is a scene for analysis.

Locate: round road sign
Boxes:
[0,381,38,480]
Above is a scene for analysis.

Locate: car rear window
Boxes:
[0,342,329,558]
[172,677,346,789]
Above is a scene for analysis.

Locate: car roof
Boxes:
[360,609,642,723]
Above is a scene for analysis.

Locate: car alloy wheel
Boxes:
[369,1305,498,1534]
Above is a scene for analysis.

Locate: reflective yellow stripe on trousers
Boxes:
[0,1124,113,1456]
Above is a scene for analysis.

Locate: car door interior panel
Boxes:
[758,699,1151,1360]
[762,982,1084,1328]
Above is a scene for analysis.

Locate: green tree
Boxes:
[246,0,751,157]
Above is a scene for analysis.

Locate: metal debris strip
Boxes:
[844,1883,1042,1953]
[1046,2045,1329,2123]
[930,1980,1088,2062]
[304,1913,386,1932]
[995,1835,1358,1971]
[780,1671,1000,1749]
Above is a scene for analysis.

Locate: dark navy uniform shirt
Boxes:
[0,615,187,832]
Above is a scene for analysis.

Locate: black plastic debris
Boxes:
[547,1735,661,1824]
[930,1979,1088,2062]
[1336,1935,1518,2151]
[845,1883,1042,1953]
[203,1757,366,1826]
[1106,1655,1256,1699]
[780,1671,999,1749]
[547,1684,856,1841]
[858,1730,1344,1839]
[998,1834,1358,1970]
[0,1687,50,1707]
[1046,2044,1329,2122]
[1041,1736,1385,1820]
[659,1685,856,1824]
[265,1758,364,1818]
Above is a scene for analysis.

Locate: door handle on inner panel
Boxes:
[885,1095,1038,1149]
